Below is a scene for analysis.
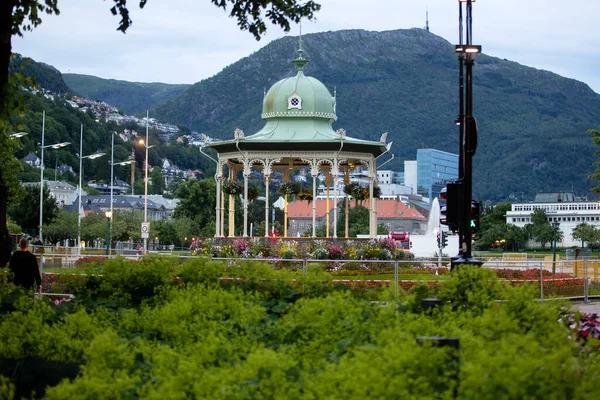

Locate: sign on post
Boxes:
[141,222,150,239]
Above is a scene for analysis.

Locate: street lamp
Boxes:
[38,111,71,243]
[108,132,135,254]
[138,110,154,254]
[451,0,482,268]
[552,221,560,274]
[77,124,105,254]
[10,132,29,138]
[105,210,112,256]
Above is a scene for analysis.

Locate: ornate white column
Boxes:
[369,175,375,238]
[264,173,270,237]
[228,164,236,237]
[310,159,318,238]
[242,159,250,238]
[220,184,225,237]
[214,161,223,237]
[344,168,350,239]
[332,161,339,239]
[283,169,290,238]
[215,176,222,237]
[325,172,332,238]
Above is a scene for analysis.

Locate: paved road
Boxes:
[572,302,600,314]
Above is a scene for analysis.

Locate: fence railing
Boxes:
[34,252,600,303]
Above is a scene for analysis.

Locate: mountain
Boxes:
[9,54,71,95]
[62,74,190,115]
[150,29,600,202]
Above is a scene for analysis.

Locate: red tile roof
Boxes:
[286,199,426,220]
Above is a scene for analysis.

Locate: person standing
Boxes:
[9,237,42,291]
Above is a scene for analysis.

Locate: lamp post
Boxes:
[452,0,482,268]
[77,124,105,254]
[138,110,153,254]
[105,210,112,255]
[108,132,134,255]
[552,221,560,274]
[38,111,70,243]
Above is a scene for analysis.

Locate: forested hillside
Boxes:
[63,74,190,115]
[151,29,600,202]
[9,54,71,95]
[9,92,215,187]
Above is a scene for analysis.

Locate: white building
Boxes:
[505,192,598,247]
[23,180,80,207]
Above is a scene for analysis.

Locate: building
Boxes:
[286,199,427,237]
[22,153,41,168]
[23,180,80,207]
[207,40,389,238]
[505,192,599,247]
[415,149,458,200]
[87,179,131,195]
[57,163,74,175]
[67,195,179,221]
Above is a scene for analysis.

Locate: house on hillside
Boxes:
[22,153,41,168]
[57,163,74,175]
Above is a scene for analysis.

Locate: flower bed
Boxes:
[190,237,416,262]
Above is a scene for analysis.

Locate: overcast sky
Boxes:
[11,0,600,93]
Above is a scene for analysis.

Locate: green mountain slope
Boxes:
[62,74,190,115]
[9,54,71,95]
[152,28,600,202]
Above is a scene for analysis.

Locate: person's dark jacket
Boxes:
[8,251,42,289]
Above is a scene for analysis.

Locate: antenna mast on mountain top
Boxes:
[426,8,430,32]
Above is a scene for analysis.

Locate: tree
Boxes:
[337,204,370,238]
[43,210,77,244]
[474,202,514,250]
[588,129,600,192]
[572,223,598,248]
[150,166,165,195]
[526,209,563,249]
[0,0,321,267]
[8,184,58,235]
[173,178,216,229]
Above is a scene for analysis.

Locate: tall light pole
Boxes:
[552,221,560,274]
[105,210,112,255]
[452,0,482,268]
[77,124,105,253]
[38,111,70,243]
[138,110,154,254]
[108,131,134,255]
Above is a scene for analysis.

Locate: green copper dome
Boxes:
[261,57,337,122]
[208,46,388,158]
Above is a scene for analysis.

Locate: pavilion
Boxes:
[207,41,392,239]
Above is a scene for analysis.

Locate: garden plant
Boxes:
[0,258,599,398]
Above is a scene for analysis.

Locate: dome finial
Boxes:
[291,21,308,72]
[298,20,303,59]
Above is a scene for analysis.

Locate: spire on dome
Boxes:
[291,21,309,72]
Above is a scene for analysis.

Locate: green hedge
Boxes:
[0,259,598,399]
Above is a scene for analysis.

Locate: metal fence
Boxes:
[33,251,600,303]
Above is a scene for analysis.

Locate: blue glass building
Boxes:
[416,149,459,200]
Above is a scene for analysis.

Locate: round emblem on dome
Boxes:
[287,93,302,110]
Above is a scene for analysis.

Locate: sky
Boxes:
[11,0,600,93]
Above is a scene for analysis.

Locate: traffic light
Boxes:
[440,182,463,233]
[470,200,481,234]
[441,231,448,248]
[436,233,441,248]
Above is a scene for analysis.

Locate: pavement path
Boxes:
[572,302,600,314]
